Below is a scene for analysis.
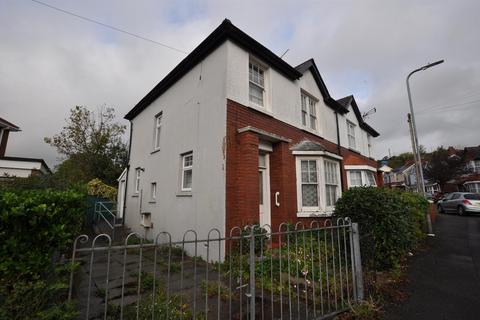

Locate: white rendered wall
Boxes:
[225,41,374,157]
[337,104,372,157]
[124,43,228,259]
[226,41,338,146]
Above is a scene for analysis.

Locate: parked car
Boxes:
[437,192,480,215]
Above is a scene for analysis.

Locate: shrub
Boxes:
[0,188,86,319]
[334,187,427,270]
[86,178,117,201]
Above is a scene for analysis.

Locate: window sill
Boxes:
[176,192,192,197]
[132,194,139,198]
[248,103,273,117]
[297,211,333,218]
[148,201,156,204]
[151,149,161,155]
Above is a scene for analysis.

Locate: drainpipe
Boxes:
[335,111,345,191]
[122,120,133,226]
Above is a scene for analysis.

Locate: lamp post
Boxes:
[406,60,444,196]
[406,60,444,236]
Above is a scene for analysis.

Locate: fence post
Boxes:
[351,223,364,301]
[249,227,256,319]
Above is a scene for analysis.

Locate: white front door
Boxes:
[259,154,271,227]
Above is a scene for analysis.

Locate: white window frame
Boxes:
[134,168,141,194]
[181,152,193,192]
[472,160,480,173]
[324,159,341,211]
[295,156,341,216]
[465,181,480,193]
[150,182,157,201]
[347,120,356,149]
[153,112,162,151]
[301,91,318,131]
[347,169,377,188]
[248,59,268,109]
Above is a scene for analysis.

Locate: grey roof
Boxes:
[290,140,327,152]
[336,95,354,108]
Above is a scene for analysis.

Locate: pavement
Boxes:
[384,212,480,320]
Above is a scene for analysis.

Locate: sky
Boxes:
[1,0,479,169]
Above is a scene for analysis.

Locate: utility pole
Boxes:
[408,113,422,193]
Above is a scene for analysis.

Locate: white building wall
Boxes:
[225,42,338,143]
[0,159,45,177]
[337,104,372,157]
[124,42,228,258]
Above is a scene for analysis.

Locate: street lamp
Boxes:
[406,59,444,196]
[406,59,444,236]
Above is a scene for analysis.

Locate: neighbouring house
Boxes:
[0,117,21,157]
[0,117,52,179]
[383,161,415,190]
[119,20,380,257]
[444,145,480,193]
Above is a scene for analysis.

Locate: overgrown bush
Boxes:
[334,187,427,270]
[86,178,117,202]
[0,188,86,319]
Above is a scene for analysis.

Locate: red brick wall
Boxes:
[225,99,378,234]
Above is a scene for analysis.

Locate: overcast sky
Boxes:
[1,0,479,168]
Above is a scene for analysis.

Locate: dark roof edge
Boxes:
[0,117,21,131]
[0,156,52,173]
[346,96,380,137]
[125,19,302,120]
[295,59,348,114]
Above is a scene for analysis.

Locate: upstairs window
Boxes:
[301,92,317,130]
[153,112,162,150]
[150,182,157,200]
[249,61,265,107]
[134,168,141,193]
[181,152,193,192]
[472,160,480,173]
[347,121,356,149]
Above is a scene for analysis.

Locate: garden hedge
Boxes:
[0,188,85,319]
[334,187,428,270]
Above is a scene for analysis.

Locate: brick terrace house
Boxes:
[444,146,480,193]
[120,20,380,256]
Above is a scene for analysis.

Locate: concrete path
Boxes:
[385,213,480,320]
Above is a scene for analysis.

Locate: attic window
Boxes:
[301,92,317,130]
[249,61,265,107]
[347,120,356,149]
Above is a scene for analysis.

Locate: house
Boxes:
[0,117,21,157]
[0,117,52,178]
[383,161,414,190]
[120,20,380,255]
[444,145,480,193]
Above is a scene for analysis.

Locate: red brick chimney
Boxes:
[447,146,457,156]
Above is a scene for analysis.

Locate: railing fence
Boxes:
[68,218,363,319]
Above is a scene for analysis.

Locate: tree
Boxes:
[423,146,469,191]
[45,106,128,186]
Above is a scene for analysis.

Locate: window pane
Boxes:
[249,83,264,105]
[302,111,307,126]
[183,169,192,189]
[184,154,193,167]
[302,184,318,206]
[310,115,316,130]
[350,171,362,186]
[308,160,317,182]
[326,185,337,206]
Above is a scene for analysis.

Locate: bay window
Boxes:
[347,169,377,188]
[296,157,341,215]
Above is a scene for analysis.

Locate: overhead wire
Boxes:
[28,0,188,54]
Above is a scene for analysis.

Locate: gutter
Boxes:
[335,111,345,191]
